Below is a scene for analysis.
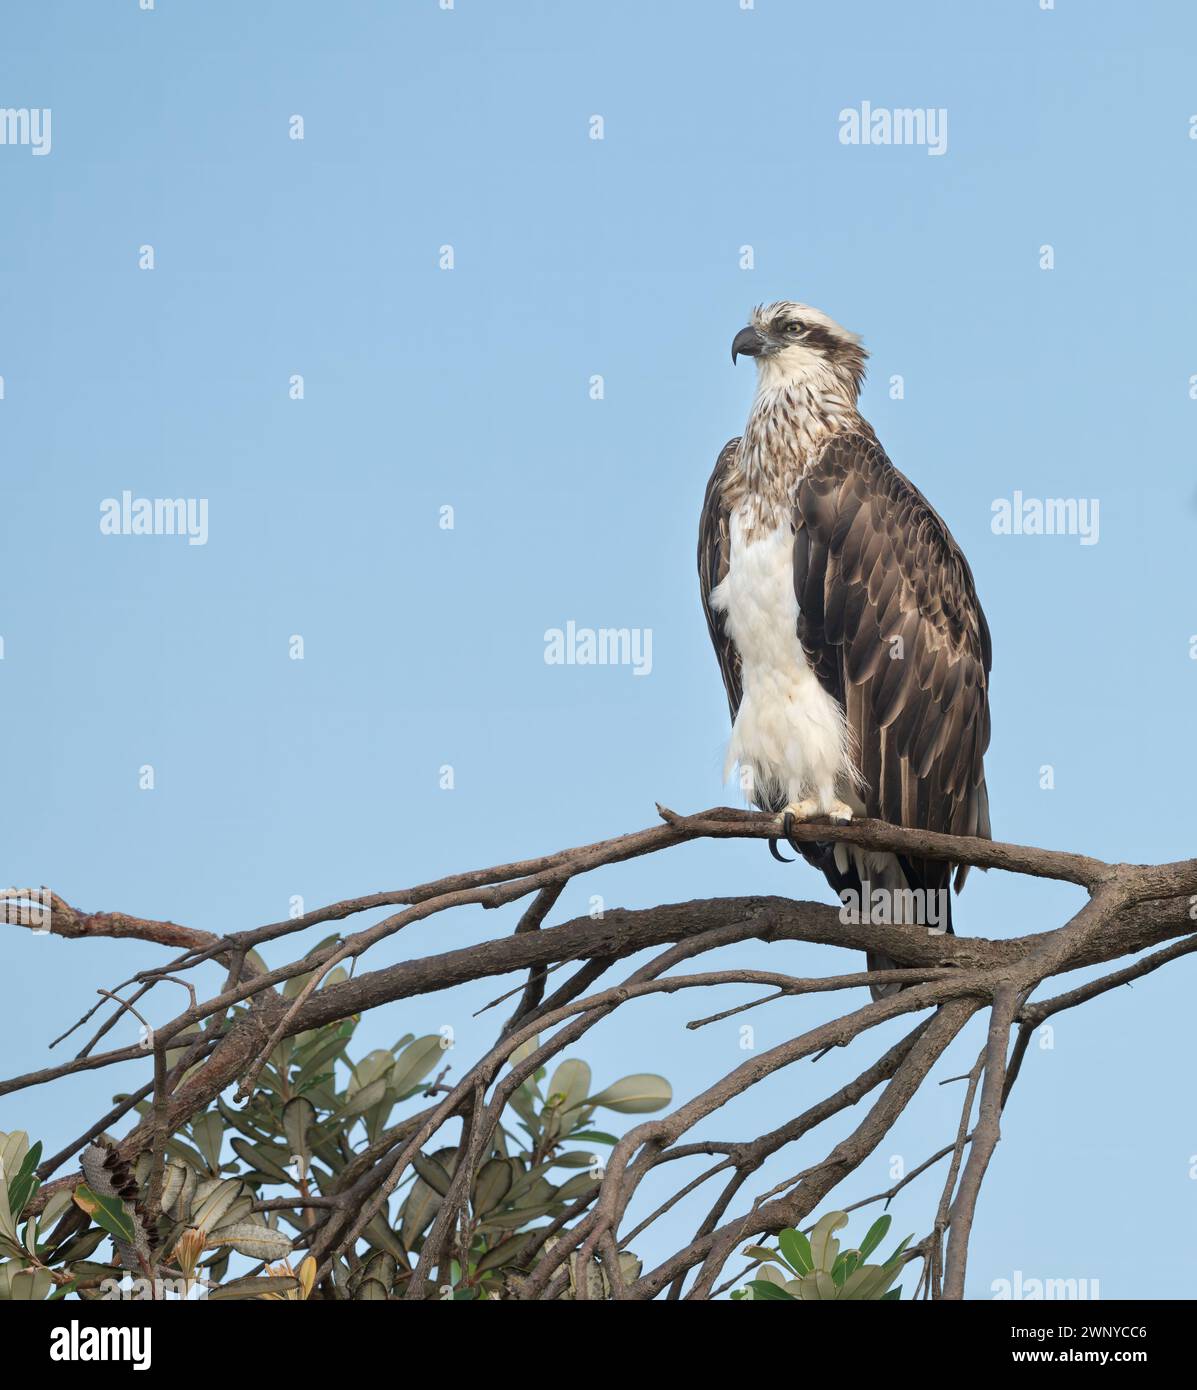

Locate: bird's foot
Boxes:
[772,799,854,858]
[782,798,822,825]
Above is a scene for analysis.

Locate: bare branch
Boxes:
[6,808,1193,1300]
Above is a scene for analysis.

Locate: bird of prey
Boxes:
[698,302,992,996]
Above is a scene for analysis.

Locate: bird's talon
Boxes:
[783,811,804,855]
[768,837,793,863]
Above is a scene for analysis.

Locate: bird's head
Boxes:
[731,301,868,399]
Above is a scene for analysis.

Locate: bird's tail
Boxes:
[795,842,954,1002]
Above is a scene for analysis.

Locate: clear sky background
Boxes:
[2,0,1195,1299]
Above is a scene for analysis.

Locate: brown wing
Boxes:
[698,438,743,723]
[793,431,992,889]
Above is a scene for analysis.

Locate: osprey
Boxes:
[698,302,992,996]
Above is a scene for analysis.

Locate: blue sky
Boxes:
[2,0,1195,1298]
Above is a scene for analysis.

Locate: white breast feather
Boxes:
[709,512,855,811]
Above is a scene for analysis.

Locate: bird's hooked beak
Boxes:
[731,325,765,365]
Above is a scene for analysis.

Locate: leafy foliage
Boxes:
[0,994,670,1300]
[733,1211,913,1301]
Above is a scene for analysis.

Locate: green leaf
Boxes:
[473,1232,532,1275]
[208,1222,294,1261]
[360,1090,398,1145]
[47,1227,107,1264]
[158,1161,187,1218]
[296,1074,338,1104]
[5,1266,55,1301]
[38,1188,74,1233]
[64,1259,117,1285]
[348,1049,395,1096]
[190,1178,244,1233]
[243,949,270,978]
[472,1158,515,1216]
[840,1260,904,1301]
[215,1097,273,1144]
[7,1141,43,1218]
[586,1074,672,1114]
[884,1233,914,1268]
[207,1274,299,1300]
[163,1162,198,1221]
[294,1031,351,1085]
[506,1035,540,1069]
[73,1182,135,1246]
[0,1182,19,1246]
[508,1086,540,1132]
[163,1136,209,1173]
[546,1060,591,1116]
[229,1139,293,1184]
[411,1153,453,1198]
[808,1211,848,1274]
[390,1036,446,1097]
[478,1203,556,1231]
[546,1151,600,1169]
[746,1278,796,1301]
[283,936,342,998]
[352,1250,397,1300]
[282,1097,316,1165]
[398,1178,442,1251]
[363,1213,406,1261]
[23,1209,40,1258]
[206,1193,256,1235]
[552,1173,600,1203]
[190,1113,224,1173]
[858,1213,892,1262]
[0,1132,30,1182]
[339,1076,388,1118]
[778,1227,813,1276]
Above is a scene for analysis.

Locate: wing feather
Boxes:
[697,439,743,723]
[793,431,993,867]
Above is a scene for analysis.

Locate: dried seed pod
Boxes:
[79,1136,157,1273]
